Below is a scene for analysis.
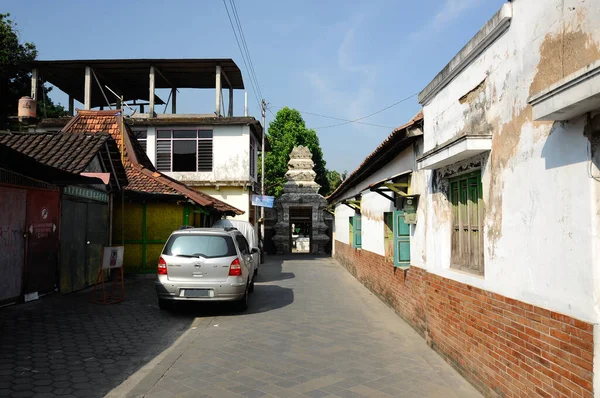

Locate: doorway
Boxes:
[289,206,312,254]
[59,198,108,293]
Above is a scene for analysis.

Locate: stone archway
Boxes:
[272,146,330,255]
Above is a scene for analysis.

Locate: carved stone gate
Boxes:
[272,146,330,254]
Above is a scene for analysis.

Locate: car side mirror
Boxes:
[251,247,260,254]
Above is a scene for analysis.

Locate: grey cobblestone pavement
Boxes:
[128,256,482,398]
[0,276,195,398]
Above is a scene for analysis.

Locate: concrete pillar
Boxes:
[171,88,177,114]
[149,66,155,117]
[31,68,38,100]
[84,67,92,110]
[68,96,74,116]
[215,65,222,117]
[228,87,233,117]
[146,126,157,167]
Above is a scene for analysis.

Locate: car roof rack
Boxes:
[179,225,195,230]
[224,227,238,232]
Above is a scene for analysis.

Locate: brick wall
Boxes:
[335,241,594,398]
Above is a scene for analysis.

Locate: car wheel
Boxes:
[249,277,255,293]
[235,284,249,311]
[158,299,172,311]
[253,268,258,277]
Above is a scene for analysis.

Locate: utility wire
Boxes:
[269,104,394,129]
[230,0,262,101]
[222,0,261,107]
[312,92,419,130]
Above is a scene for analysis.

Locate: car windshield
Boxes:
[163,234,236,258]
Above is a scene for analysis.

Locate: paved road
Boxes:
[0,276,195,398]
[125,256,481,398]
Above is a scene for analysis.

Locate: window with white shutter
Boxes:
[155,129,213,172]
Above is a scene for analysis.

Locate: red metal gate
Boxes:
[24,189,60,294]
[0,187,27,302]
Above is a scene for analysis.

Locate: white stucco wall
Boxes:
[333,143,429,266]
[140,124,251,183]
[334,203,355,245]
[421,0,600,325]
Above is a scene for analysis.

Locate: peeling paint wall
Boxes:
[422,0,600,325]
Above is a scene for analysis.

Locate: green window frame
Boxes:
[449,171,484,275]
[393,211,410,268]
[351,215,362,249]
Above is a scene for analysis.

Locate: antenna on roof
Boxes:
[104,85,137,117]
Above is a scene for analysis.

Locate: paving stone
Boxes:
[1,258,483,398]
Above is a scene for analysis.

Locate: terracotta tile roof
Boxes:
[327,110,424,203]
[62,110,243,215]
[0,131,110,173]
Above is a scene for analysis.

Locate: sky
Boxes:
[5,0,505,174]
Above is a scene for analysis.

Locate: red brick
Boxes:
[333,242,594,398]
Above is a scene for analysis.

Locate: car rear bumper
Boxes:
[155,279,246,302]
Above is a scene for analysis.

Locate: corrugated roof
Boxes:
[62,110,243,215]
[30,58,243,108]
[327,111,424,203]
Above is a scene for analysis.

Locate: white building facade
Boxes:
[130,117,264,223]
[331,1,600,397]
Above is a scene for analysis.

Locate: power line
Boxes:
[229,0,262,101]
[269,105,394,129]
[312,92,419,130]
[222,0,261,107]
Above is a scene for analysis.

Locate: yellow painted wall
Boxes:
[113,201,185,273]
[146,203,183,241]
[112,200,217,273]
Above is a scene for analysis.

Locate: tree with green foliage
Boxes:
[325,169,348,196]
[263,107,330,197]
[0,13,67,129]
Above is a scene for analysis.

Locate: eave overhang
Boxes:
[417,134,491,170]
[529,59,600,121]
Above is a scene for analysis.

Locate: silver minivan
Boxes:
[155,228,258,311]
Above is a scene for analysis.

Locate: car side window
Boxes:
[236,235,250,255]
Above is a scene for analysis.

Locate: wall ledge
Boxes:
[417,134,491,170]
[529,59,600,121]
[418,3,512,106]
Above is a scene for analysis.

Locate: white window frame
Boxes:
[156,128,213,172]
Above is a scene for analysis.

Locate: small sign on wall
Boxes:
[252,195,275,208]
[102,246,124,269]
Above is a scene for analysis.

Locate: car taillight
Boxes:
[229,258,242,276]
[158,256,168,275]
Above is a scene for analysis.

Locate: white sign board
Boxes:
[102,246,124,269]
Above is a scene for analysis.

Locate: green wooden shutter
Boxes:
[353,216,362,248]
[393,211,410,268]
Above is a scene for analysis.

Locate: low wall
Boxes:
[335,241,594,398]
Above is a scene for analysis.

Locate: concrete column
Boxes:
[146,126,157,167]
[84,67,92,110]
[171,88,177,114]
[31,68,38,100]
[228,87,233,117]
[215,65,222,117]
[68,96,74,116]
[149,66,155,117]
